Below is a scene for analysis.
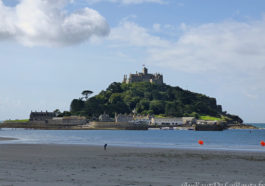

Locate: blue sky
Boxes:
[0,0,265,122]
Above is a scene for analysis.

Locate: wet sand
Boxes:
[0,137,17,141]
[0,144,264,186]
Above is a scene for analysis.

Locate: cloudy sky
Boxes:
[0,0,265,122]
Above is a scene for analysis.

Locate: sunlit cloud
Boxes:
[0,0,110,47]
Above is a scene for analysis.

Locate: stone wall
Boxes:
[89,122,130,129]
[28,116,87,126]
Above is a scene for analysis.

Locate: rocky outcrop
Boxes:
[227,124,257,129]
[195,124,225,131]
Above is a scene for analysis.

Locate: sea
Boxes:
[248,123,265,129]
[0,123,265,152]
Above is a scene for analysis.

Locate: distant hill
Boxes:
[69,82,243,123]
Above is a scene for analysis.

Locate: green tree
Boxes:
[136,99,150,113]
[70,99,85,113]
[109,93,122,104]
[165,102,177,116]
[53,109,61,117]
[150,100,165,115]
[84,97,103,117]
[82,90,93,100]
[62,111,71,116]
[107,82,122,93]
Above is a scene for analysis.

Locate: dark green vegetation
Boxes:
[70,82,243,123]
[82,90,93,101]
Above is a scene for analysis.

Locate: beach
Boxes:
[0,144,264,186]
[0,137,17,141]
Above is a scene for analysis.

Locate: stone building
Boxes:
[99,113,113,122]
[182,117,196,125]
[30,111,56,121]
[133,115,152,124]
[123,67,163,84]
[115,113,133,123]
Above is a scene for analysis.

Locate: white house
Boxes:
[133,115,151,124]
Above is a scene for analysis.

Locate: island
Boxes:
[1,67,256,130]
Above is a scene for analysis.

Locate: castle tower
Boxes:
[123,75,127,83]
[143,67,148,75]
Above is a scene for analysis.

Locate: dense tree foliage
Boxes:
[70,82,242,123]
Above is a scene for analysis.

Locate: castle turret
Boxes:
[143,67,148,75]
[123,75,127,83]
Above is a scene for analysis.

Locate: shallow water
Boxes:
[1,126,265,151]
[249,123,265,129]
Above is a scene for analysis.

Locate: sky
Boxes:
[0,0,265,123]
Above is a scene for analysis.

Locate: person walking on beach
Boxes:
[104,144,107,151]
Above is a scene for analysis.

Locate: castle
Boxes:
[30,111,55,121]
[123,67,163,84]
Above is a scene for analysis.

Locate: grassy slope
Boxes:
[3,119,29,123]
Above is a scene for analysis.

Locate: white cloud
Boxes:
[152,23,161,32]
[109,19,265,75]
[109,21,170,47]
[0,0,109,47]
[148,19,265,75]
[87,0,165,5]
[147,19,265,99]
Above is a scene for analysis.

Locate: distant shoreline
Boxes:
[0,121,258,130]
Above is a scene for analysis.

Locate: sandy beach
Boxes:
[0,144,264,186]
[0,137,17,141]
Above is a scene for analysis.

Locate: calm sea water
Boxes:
[1,124,265,152]
[249,123,265,129]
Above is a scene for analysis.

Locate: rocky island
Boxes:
[1,67,254,130]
